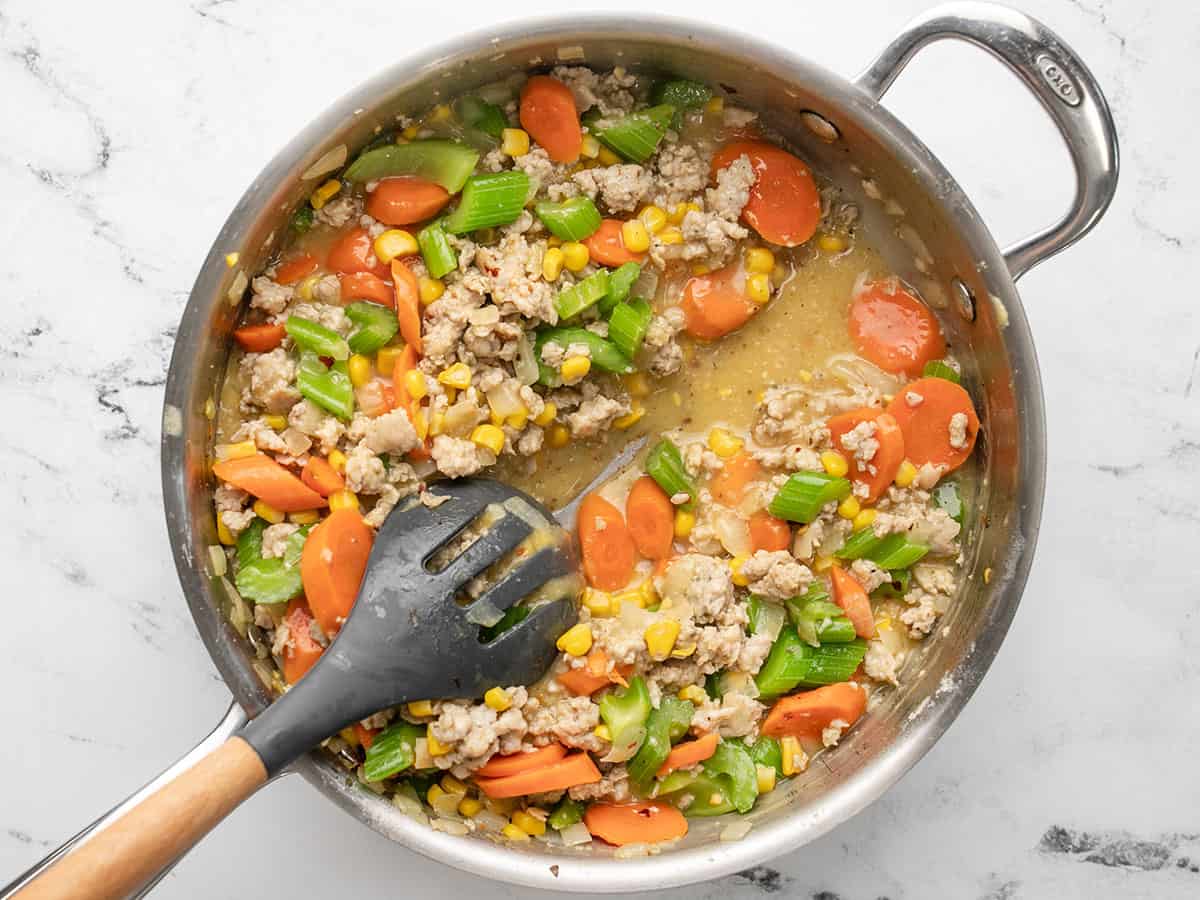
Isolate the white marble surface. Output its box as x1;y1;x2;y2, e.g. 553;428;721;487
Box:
1;0;1196;897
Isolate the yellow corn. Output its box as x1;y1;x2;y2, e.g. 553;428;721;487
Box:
428;103;452;123
745;247;776;274
691;263;710;277
429;411;446;437
427;784;448;806
668;202;701;225
894;459;918;488
438;362;472;390
746;272;771;305
401;369;427;401
638;205;668;234
838;496;861;520
542;247;565;282
310;179;341;210
984;566;993;585
348;354;373;388
328;490;359;513
507;410;528;430
613;404;645;430
375;346;404;375
488;797;518;816
440;774;467;795
707;427;744;459
263;414;288;431
593;723;612;741
644;619;681;661
821;451;849;478
674;508;695;539
340;726;359;746
501;127;530;157
580;588;613;616
224;251;239;268
253;500;285;525
295;273;320;302
327;449;347;474
704;96;724;115
729;555;750;587
426;732;451;756
216;516;235;546
561;241;590;272
621;219;651;253
471;424;506;455
818;233;847;253
597;145;620;166
511;810;546;837
533;402;557;427
501;823;530;842
852;508;877;531
204;397;216;420
580;134;601;158
484;687;511;711
657;226;684;245
677;684;708;705
406;700;433;717
373;229;418;264
548;423;570;448
780;736;806;776
623;372;650;397
418;276;445;304
547;235;563;248
813;555;834;573
219;440;258;461
756;764;777;794
410;407;429;441
560;355;591;384
556;623;593;657
401;123;421;140
797;369;814;383
457;796;483;818
489;408;506;428
876;616;892;633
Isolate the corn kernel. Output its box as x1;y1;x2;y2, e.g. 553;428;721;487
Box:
581;588;614;617
500;127;530;157
745;247;776;274
253;500;285;524
638;205;668;234
327;449;347;474
818;233;848;253
428;103;452;123
417;276;445;305
621;219;651;253
780;736;807;776
984;566;993;585
204;397;216;420
457;796;483;818
657;226;684;245
507;411;528;430
542;247;565;282
426;784;448;806
821;451;849;478
560;355;591;384
813;555;834;573
295;273;320;302
429;411;446;437
502;823;530;842
691;263;710;277
556;623;593;657
674;508;695;539
218;440;258;461
484;687;511;711
707;427;744;459
644;619;681;661
746;272;772;305
426;732;451;756
471;423;506;455
852;509;877;531
668;202;701;225
580;134;601;158
402;124;421;141
838;496;861;520
440;774;468;795
328;490;359;513
561;241;590;272
398;369;426;402
623;372;650;398
677;685;707;705
410;407;429;441
533;402;557;427
216;516;235;546
373;229;418;264
729;555;750;587
511;810;546;837
704;96;724;114
289;510;320;526
225;252;239;268
547;235;563;248
407;700;433;718
348;354;373;388
894;459;918;488
263;414;288;431
548;423;570;448
376;346;404;375
594;723;612;741
489;408;506;428
876;616;892;632
756;764;777;793
597;145;620;166
797;369;813;383
488;797;518;816
340;726;359;746
437;362;473;390
310;179;341;210
613;404;645;430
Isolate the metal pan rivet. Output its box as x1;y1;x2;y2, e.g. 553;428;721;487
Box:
952;278;976;322
799;110;840;143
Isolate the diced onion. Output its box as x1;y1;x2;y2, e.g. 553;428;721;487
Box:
560;822;593;846
754;601;786;644
465;596;504;628
720;819;753;841
485;379;525;418
391;791;429;824
431;817;469;835
514;334;540;385
714;510;752;557
826;352;900;395
473;810;509;832
208;545;227;578
302;144;348;181
431;790;464;816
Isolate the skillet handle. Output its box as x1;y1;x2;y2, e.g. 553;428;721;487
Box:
0;703;256;900
854;1;1119;281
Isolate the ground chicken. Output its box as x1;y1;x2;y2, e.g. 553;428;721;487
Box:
839;419;880;473
431;435;490;478
656;553;738;626
568;764;631;803
872;487;961;556
643;307;685;376
572;164;654;213
343;444;388;494
706;154;755;220
422;283;485;367
739;550;813;600
863;639;900;685
241;348;300;413
651;141;708;206
475;231;557;323
551;65;636;116
692;692;765;739
248;276;293;315
361;408;418;455
287;399;345;454
280;301;351;336
260;523;299;559
566;393;630;438
526;695;603;752
948;412;970;449
850;558;890;593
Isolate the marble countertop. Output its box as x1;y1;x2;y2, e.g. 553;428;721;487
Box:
1;0;1195;897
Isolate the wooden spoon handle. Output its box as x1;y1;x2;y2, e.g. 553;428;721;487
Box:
14;738;267;900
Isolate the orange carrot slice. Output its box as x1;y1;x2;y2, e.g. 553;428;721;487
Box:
655;732;719;778
711;141;821;246
339;271;394;307
761;682;867;741
300;456;346;498
708;451;762;507
281;598;324;684
830;565;875;639
680;263;755;340
475;744;567;778
827;408;905;504
584;219;647;268
886;377;979;472
474;752;600;799
519;75;582;163
328;226;388;278
584;802;688;847
366;176;450;226
749;510;792;552
557;651;633;696
848;280;945;376
275;252;319;285
578;493;636;591
300;508;374;637
391;259;422;355
233;323;286;353
213;454;325;512
354;723;379;749
625;476;675;560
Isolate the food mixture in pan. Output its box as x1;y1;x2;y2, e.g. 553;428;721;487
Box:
210;66;980;850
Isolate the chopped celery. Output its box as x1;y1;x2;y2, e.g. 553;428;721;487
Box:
234;519;307;605
554;270;610;319
286;316;349;361
704;671;723;699
747;595;786;643
768;471;852;524
454;95;507;140
363;722;424;781
787;596;857;647
834;527;884;560
933;482;964;523
755;627;867;696
869;534;930;570
645;438;695;503
592;105;676;163
290;205;314;235
346;302;399;355
297;351;355;420
597;262;641;316
650;79;713;125
344;139;480;192
703;741;758;813
745;735;784;777
598;676;652;762
658;770;736;817
417;220;458;279
535;196;602;241
627;697;694;790
608;299;652;360
443;171;531;233
534;327;633;386
872;568;912;599
547;797;584;831
479;603;530;642
922;359;961;384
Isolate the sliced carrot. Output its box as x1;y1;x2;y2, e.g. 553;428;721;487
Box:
519;75;582;163
474;751;601;799
475;744;567;778
275;252;319;285
761;682;867;741
328;226;388;278
710;140;821;246
655;732;719;778
749;510;792;552
354;723;379;749
339;271;394;308
625;476;675;560
557;651;633;695
233;323;286;353
583;218;647;267
886;376;979;472
213;454;325;513
848;280;946;376
826;408;905;504
708;451;762;507
391;259;422;355
830;565;875;639
584;802;688;847
680;263;755;340
301;456;345;498
281;598;324;684
578;492;636;591
300;508;374;637
366;176;450;226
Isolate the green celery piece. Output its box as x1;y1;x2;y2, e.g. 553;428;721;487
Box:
554;270;610;319
702;741;758;813
547;797;584;831
658;770;736;818
598;676;652;762
235;517;266;569
286;316;349;361
650;79;713;126
363;722;424;781
534;327;634;386
922;359;962;384
418;220;458;279
834;527;883;560
745;735;784;777
343;139;480;192
297;351;355;420
933;482;964;524
479;603;530;642
768;471;852;524
443;171;531;233
345;302;399;355
755;627;867;696
644;438;695;503
871;568;912;599
869;534;930;570
788;596;856;646
234;521;307;605
627;698;695;790
454;95;507;140
290;206;314;235
607;298;652;360
746;594;765;636
592;105;676;162
535;196;602;242
704;671;723;700
598;262;641;316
